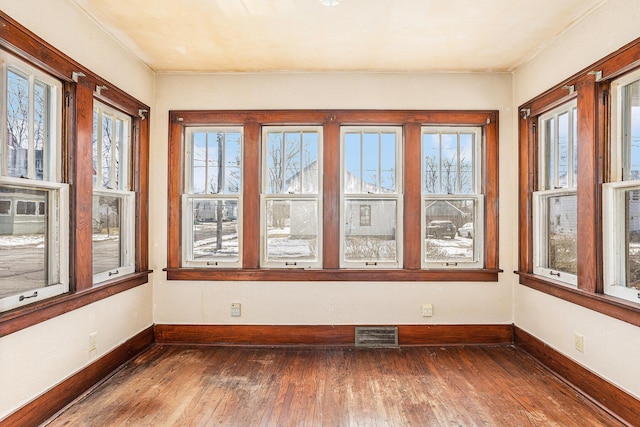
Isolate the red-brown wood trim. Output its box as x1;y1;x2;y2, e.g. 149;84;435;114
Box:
135;113;151;272
243;120;261;269
0;272;151;337
516;272;640;328
167;109;500;277
484;114;499;270
154;324;513;346
167;117;184;268
514;326;640;427
163;267;501;281
71;81;95;292
518;115;534;273
170;110;497;127
403;122;421;269
576;74;599;294
323;116;340;269
0;326;155;427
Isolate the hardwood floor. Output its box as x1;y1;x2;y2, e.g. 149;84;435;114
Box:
46;345;623;426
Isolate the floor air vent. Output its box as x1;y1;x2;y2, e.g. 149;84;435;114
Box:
355;326;399;348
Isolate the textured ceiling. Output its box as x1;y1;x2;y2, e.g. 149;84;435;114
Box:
69;0;606;73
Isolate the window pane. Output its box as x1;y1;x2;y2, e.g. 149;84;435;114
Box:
424;199;476;263
190;131;242;195
192;132;207;194
344;199;397;262
301;132;319;193
546;194;577;275
224;132;242;194
265;199;318;262
34;81;48;181
459;133;474;194
101;115;113;188
344;130;397;194
422;133;441;193
92;195;121;274
380;133;396;193
544;117;555;189
190;199;239;262
422;130;476;195
265;130;319;194
623;80;640;180
557;112;570;187
6;70;29;179
625;189;640;288
344;133;362;193
0;186;48;299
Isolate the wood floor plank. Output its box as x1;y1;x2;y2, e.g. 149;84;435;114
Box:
45;345;624;427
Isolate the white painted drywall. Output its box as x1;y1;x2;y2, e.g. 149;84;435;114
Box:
151;71;517;326
513;0;640;400
0;0;155;419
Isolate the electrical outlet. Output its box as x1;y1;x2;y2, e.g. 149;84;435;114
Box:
231;303;241;317
422;303;433;317
574;332;584;353
88;332;98;352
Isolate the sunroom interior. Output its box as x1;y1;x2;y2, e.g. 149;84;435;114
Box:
1;0;639;425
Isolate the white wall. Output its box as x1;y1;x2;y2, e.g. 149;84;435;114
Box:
151;72;517;326
0;0;155;419
513;0;640;399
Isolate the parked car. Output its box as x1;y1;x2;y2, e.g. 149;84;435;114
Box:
458;222;473;238
426;220;457;239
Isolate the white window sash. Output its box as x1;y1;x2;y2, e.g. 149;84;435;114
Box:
610;69;640;182
421;194;484;269
340;126;403;268
0;177;69;311
260;194;322;269
602;181;640;303
421;126;482;195
532;188;577;286
182;194;243;268
1;52;62;182
538;100;578;190
340;193;404;269
92;188;135;284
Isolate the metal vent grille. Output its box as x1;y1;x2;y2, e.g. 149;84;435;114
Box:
355;326;398;348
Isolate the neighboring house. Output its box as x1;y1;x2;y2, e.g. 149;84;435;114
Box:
280;161;397;238
0;190;46;236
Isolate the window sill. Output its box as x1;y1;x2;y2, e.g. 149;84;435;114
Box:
516;271;640;327
164;267;502;282
0;271;152;337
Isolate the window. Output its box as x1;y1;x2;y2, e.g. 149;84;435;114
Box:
517;37;640;326
533;101;578;286
183;128;243;268
0;51;69;312
167;110;499;281
359;205;371;226
0;14;150;335
422;127;483;268
603;69;640;303
261;126;322;268
92;102;135;284
341;127;402;268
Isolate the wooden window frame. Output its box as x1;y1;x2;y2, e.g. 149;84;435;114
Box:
517;37;640;327
0;12;150;337
166;110;500;282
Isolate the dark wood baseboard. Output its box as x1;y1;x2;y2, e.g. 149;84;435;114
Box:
1;326;155;427
514;326;640;427
154;324;514;346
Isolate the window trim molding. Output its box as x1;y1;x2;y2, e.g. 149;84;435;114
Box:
517;36;640;326
0;11;150;337
167;110;500;281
